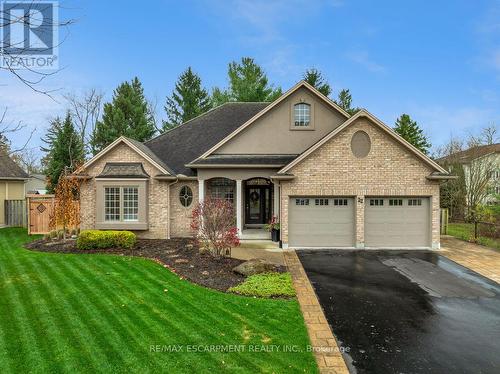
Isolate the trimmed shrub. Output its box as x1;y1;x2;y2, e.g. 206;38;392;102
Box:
229;272;296;298
77;230;136;250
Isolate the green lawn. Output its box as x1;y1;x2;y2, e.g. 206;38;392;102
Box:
447;222;500;251
0;228;317;373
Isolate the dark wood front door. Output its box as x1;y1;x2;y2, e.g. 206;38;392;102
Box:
245;185;272;225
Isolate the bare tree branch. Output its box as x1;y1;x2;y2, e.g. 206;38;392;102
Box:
0;1;76;97
64;89;103;157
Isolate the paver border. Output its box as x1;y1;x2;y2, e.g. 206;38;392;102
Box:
440;236;500;284
284;250;350;374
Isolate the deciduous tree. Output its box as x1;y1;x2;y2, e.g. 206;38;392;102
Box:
65;89;104;156
50;173;81;240
190;198;240;258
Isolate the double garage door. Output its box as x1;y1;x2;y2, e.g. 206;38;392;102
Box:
288;196;430;248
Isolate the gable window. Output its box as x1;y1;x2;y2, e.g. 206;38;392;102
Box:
179;185;193;207
293;103;311;127
104;186;139;222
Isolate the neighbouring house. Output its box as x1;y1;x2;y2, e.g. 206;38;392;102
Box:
0;152;29;226
26;173;48;195
437;143;500;206
74;81;452;249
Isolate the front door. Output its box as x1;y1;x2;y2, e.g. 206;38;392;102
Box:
245;180;272;225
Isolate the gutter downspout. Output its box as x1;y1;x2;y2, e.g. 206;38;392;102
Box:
166;177;179;239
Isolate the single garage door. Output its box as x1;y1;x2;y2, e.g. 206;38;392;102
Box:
289;197;355;247
365;197;430;248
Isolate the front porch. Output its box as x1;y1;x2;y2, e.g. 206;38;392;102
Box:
240;228;271;240
197;175;280;241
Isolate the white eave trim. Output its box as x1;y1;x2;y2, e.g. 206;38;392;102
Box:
76;136;172;176
196;81;351;160
279;109;449;175
0;177;29;181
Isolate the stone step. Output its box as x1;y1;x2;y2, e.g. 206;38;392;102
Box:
237;240;280;250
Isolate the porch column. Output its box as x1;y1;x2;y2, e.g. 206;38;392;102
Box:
198;179;205;203
273;182;279;218
236;179;243;236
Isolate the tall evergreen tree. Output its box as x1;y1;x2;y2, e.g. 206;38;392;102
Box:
303;68;331;96
334;89;360;115
210;87;232;108
212;57;281;105
91;77;156;153
336;89;352;111
42;112;84;192
163;67;211;131
394;114;432;154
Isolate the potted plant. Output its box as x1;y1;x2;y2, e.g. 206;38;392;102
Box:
265;215;280;242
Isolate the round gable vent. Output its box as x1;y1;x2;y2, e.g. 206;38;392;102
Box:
351;130;371;158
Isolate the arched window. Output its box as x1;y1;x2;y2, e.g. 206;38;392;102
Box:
294;103;311;127
179;185;193;207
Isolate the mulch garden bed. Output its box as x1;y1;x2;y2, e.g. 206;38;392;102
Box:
25;238;246;291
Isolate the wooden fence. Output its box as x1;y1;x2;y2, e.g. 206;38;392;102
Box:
26;195;80;235
27;195;55;235
440;208;449;235
4;200;27;227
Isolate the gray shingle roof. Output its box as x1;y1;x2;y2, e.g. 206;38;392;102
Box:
189;154;297;166
0;152;29;179
145;102;269;176
125;137;176;175
96;163;150;178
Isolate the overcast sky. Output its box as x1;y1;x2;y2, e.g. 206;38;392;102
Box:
1;0;499;157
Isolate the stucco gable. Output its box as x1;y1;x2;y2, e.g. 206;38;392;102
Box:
280;110;447;175
198;81;350;159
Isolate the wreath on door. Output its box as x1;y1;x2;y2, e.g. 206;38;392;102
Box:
250;191;259;202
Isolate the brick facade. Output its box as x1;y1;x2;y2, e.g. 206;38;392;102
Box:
79;118;441;246
280;118;441;249
169;181;198;237
80;142;170;239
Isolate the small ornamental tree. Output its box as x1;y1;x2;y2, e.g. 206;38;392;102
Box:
49;172;81;240
190;198;240;258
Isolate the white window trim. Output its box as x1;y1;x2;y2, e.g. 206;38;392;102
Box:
290;100;315;130
104;185;139;223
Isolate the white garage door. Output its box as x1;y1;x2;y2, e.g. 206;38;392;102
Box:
289;197;355;247
365;197;430;248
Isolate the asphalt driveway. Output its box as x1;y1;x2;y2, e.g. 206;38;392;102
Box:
297;250;500;374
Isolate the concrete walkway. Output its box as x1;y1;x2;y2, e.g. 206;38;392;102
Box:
230;242;285;265
284;251;349;374
441;236;500;283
